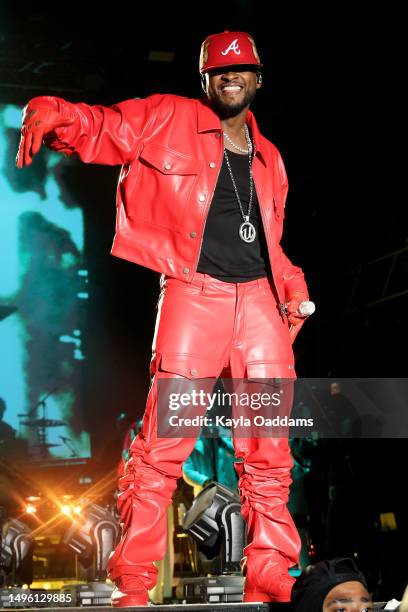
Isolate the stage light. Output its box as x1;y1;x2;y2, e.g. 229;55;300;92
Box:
180;483;246;602
0;517;34;586
23;495;41;516
62;504;119;580
56;495;84;517
182;482;246;573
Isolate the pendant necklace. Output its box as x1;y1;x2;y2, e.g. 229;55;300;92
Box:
222;124;256;243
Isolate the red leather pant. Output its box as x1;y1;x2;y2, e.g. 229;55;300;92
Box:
107;272;301;587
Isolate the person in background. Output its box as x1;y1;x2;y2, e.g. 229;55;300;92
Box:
291;557;373;611
0;398;16;444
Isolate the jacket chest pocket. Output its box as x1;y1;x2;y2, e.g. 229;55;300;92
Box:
135;142;202;230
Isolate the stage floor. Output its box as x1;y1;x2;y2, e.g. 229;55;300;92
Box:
9;605;288;611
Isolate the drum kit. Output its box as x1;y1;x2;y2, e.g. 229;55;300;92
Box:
0;311;70;459
17;389;76;459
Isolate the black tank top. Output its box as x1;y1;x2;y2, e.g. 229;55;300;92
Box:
197;149;272;282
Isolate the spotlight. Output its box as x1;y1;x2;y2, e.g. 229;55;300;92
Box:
23;496;41;516
183;482;246;572
0;513;33;587
58;495;83;517
181;483;246;602
62;504;119;580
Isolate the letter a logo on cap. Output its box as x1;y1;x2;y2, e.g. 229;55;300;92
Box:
199;31;262;73
221;39;241;57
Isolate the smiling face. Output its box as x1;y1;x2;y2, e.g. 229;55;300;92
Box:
203;64;261;119
322;581;373;611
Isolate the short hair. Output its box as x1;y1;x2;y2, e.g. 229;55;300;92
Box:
291;557;369;611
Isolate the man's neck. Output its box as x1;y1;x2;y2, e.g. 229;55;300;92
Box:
221;107;249;137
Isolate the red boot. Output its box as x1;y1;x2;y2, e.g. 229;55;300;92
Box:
111;574;149;608
241;553;295;602
233;435;301;603
106;357;215;606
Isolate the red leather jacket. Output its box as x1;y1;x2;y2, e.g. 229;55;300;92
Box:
44;93;308;306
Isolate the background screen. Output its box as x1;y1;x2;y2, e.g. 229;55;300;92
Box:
0;103;90;464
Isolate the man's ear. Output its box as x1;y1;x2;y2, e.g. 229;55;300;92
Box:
201;73;208;94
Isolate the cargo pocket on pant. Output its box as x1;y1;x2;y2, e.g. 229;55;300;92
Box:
246;360;297;382
155;353;221;437
245;361;296;424
159;353;222;379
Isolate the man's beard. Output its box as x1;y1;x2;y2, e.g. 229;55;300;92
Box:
209;88;257;119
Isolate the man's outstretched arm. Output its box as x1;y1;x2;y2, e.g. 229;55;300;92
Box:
16;95;156;168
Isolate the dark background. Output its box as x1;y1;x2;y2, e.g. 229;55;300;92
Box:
0;0;406;598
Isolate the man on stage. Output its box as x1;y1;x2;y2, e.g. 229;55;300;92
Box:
16;31;311;606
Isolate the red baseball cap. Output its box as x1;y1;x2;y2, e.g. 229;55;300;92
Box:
199;31;263;74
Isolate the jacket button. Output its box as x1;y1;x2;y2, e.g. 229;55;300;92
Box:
164;162;172;170
209;161;216;168
183;267;190;274
190;231;197;238
190;368;197;376
199;195;205;202
215;133;220;139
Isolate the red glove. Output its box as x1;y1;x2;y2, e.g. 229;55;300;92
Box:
16;96;75;168
286;292;309;344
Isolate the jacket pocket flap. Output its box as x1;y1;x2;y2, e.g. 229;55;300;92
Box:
160;353;220;379
140;143;201;175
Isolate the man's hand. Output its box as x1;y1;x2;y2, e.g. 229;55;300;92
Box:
286;292;310;343
16;96;75;169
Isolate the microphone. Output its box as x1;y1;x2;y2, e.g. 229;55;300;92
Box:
288;300;316;343
282;300;316;318
297;300;316;317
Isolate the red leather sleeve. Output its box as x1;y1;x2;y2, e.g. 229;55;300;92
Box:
43;96;156;166
279;245;309;301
